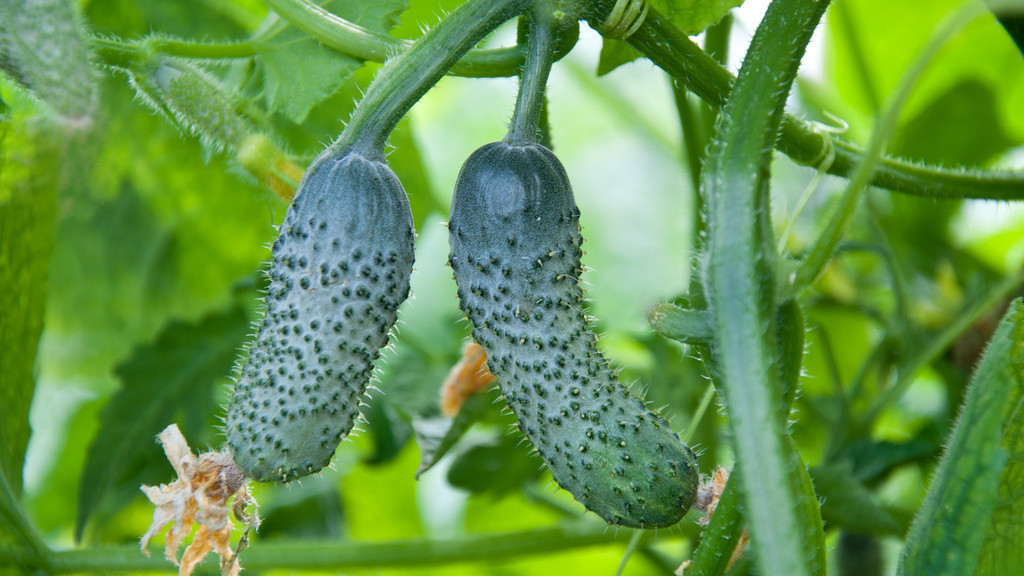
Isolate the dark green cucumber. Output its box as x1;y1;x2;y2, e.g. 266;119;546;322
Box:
227;149;414;482
448;142;699;528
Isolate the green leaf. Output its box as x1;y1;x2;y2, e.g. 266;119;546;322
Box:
811;462;901;535
414;390;494;478
446;434;542;495
258;476;345;539
890;79;1017;167
361;396;413;466
684;476;743;576
257;33;363;124
650;0;744;36
973;305;1024;576
596;39;640;76
899;300;1024;576
74;307;249;540
841;436;940;484
792;445;827;576
257;0;408;123
827;0;1024;142
387;117;445;228
0;116;59;497
37;77;277;406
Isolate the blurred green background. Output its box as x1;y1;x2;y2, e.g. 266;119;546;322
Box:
2;0;1023;574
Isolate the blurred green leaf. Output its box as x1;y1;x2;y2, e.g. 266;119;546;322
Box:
258;475;345;539
841;435;940;484
84;0;252;39
899;300;1024;576
388;117;445;228
447;434;542;495
74;307;249;540
837;532;884;576
39;77;277;402
0;115;59;497
890;79;1016;167
257;0;408;123
414;390;495;478
362;395;414;465
811;461;900;535
827;0;1024;142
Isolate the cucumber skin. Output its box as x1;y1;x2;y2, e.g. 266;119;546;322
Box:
227;149;414;483
448;142;699;528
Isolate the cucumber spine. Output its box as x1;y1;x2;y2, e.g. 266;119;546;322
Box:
226;149;414;483
448;142;699;528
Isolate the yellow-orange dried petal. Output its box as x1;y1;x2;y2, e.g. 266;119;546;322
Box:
440;342;497;417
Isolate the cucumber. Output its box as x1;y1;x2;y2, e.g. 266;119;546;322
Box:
226;149;414;482
448;141;699;528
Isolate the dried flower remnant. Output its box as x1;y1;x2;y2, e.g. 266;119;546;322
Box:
677;467;749;575
694;465;730;526
140;424;259;576
440;342;498;417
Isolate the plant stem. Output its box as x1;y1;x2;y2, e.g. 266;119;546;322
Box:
699;0;830;575
672;85;704;197
91;36;257;67
0;470;48;567
0;523;653;574
621;7;1024;200
507;8;555;146
683;382;717;444
263;0;545;78
336;0;527;155
684;477;743;576
613;530;643;576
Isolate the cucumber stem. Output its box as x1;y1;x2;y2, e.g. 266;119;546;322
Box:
506;8;556;146
336;0;527;155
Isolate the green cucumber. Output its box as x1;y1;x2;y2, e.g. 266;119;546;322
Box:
448;142;699;528
226;149;414;482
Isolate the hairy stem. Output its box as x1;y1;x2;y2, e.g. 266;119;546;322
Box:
621;7;1024;200
506;8;556;146
699;0;830;575
1;523;655;574
336;0;527;154
263;0;548;78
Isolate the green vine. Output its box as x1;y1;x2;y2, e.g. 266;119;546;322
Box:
0;522;657;574
506;6;556;146
262;0;559;78
334;0;528;154
621;5;1024;201
698;1;830;575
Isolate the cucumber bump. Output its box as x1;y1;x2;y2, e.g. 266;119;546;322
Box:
226;149;415;483
448;142;699;528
